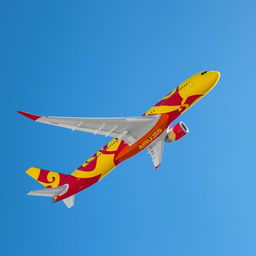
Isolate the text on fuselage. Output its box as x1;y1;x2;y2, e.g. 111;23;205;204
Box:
138;128;163;150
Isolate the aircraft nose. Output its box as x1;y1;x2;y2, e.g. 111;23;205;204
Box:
208;71;221;86
190;70;221;95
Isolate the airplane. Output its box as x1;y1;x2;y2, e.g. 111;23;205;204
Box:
18;70;220;208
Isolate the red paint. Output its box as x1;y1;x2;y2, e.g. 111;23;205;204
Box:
155;88;182;106
170;123;187;140
77;154;97;172
55;174;101;201
36;168;79;188
185;95;202;105
30;168;102;201
17;111;41;121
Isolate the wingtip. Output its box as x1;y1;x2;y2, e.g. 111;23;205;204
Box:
27;191;34;196
154;165;160;170
17;111;41;121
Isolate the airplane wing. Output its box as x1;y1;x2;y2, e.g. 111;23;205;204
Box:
17;111;160;145
147;135;166;169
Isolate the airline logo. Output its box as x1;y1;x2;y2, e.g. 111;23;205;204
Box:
138;128;163;149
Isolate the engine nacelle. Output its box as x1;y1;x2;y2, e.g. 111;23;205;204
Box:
166;122;189;142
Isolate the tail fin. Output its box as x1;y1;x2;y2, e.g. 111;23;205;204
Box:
26;167;72;188
26;167;77;208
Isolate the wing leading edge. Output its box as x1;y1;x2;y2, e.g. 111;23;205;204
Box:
17;111;160;145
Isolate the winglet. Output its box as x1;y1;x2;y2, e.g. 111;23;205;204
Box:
17;111;41;121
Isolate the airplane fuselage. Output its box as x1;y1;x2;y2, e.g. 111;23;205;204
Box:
54;71;220;202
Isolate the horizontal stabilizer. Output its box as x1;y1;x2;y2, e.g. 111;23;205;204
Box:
63;195;75;208
27;184;68;197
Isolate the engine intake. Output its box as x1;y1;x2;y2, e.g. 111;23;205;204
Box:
166;122;189;142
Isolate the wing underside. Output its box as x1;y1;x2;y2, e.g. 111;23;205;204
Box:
18;111;160;145
147;133;166;169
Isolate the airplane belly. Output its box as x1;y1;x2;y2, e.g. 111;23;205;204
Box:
71;139;126;180
115;114;169;163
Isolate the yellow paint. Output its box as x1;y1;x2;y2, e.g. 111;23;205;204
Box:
145;105;181;115
72;153;116;179
70;71;221;182
81;156;96;167
161;88;177;100
166;130;176;141
26;167;40;180
106;139;121;151
71;138;121;179
26;167;60;188
25;71;221;192
179;71;220;98
145;71;220;116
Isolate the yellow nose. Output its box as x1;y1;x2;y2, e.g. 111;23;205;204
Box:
208;71;221;87
190;71;221;95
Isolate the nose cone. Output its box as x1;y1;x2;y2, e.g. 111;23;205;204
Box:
191;70;221;95
208;71;221;87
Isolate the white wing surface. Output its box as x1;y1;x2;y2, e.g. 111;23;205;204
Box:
147;135;166;169
63;195;75;208
18;111;160;145
27;184;68;197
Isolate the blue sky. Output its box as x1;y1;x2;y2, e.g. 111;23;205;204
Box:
2;0;256;255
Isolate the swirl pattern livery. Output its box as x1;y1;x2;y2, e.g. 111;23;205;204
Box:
20;71;220;208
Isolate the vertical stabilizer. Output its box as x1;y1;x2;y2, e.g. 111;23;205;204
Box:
26;167;77;188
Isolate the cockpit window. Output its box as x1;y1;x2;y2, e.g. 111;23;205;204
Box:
201;71;208;75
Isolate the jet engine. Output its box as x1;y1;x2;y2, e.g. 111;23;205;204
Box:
166;122;189;142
